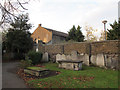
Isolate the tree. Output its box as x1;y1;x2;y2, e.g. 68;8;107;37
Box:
85;25;98;42
67;25;84;42
0;0;31;27
75;25;84;42
3;14;33;60
99;30;105;41
67;25;76;41
107;19;120;40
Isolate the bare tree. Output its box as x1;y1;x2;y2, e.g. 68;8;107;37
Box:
0;0;30;27
85;25;98;42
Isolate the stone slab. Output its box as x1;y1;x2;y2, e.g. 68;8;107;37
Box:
71;51;78;60
42;52;49;62
66;55;71;60
24;69;49;77
96;54;105;67
91;55;97;65
58;61;83;70
83;54;89;66
106;57;112;68
56;54;61;63
61;54;66;60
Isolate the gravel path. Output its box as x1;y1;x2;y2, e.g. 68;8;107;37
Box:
2;62;30;89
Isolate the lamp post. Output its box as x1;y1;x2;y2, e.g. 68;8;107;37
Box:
102;20;107;40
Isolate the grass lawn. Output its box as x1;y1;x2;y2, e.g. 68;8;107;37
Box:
26;66;47;71
27;62;118;88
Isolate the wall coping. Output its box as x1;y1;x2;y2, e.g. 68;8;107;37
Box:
44;40;119;46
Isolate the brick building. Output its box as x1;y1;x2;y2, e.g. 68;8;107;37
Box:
31;24;68;45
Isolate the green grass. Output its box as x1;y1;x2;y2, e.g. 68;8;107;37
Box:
27;63;118;88
26;67;47;71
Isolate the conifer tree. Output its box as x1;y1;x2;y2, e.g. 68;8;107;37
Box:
107;19;120;40
67;25;84;42
3;14;33;59
75;25;84;42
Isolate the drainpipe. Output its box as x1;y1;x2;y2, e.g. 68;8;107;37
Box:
89;43;92;65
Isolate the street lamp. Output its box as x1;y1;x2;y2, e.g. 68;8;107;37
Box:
102;20;107;40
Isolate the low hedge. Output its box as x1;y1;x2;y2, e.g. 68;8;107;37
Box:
27;50;43;65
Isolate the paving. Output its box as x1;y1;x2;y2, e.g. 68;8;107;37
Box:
2;62;30;89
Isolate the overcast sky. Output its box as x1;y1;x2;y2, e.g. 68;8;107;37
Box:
26;0;119;37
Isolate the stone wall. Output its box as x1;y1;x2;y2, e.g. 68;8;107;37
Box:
64;42;90;55
91;40;119;54
38;40;119;69
38;42;45;53
91;53;119;69
44;44;64;61
45;44;63;54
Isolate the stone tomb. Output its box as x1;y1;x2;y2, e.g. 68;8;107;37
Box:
24;67;49;77
58;60;83;70
56;51;89;66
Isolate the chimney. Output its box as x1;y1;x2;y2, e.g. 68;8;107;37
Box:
38;24;42;27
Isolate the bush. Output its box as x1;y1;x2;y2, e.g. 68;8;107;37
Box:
27;50;43;65
20;59;32;68
14;53;25;60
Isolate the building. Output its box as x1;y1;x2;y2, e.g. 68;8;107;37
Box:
31;24;68;44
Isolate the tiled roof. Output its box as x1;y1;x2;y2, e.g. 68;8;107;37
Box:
43;27;68;37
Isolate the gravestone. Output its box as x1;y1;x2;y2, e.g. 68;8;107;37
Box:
56;54;61;63
96;54;105;67
66;55;71;60
71;51;78;60
91;55;97;65
80;53;84;56
110;56;118;69
61;54;66;60
77;54;84;62
42;52;49;62
83;54;89;66
106;57;112;68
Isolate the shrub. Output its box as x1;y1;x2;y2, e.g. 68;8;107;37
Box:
27;50;43;65
14;53;25;60
20;59;32;68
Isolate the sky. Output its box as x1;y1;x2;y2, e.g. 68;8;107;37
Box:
25;0;119;38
